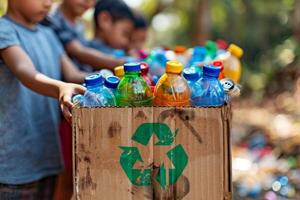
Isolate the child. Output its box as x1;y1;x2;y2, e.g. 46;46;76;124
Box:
89;0;135;55
0;0;86;199
44;0;125;71
129;11;148;58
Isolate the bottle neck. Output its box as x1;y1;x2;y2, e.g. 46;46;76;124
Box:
87;84;102;92
203;75;218;80
125;71;140;76
166;71;181;75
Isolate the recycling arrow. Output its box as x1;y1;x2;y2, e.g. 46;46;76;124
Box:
119;123;188;189
119;146;152;186
131;123;179;146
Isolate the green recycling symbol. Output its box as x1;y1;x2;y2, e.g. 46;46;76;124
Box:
119;123;188;190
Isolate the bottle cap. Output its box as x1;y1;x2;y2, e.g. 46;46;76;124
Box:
114;66;124;77
174;46;187;54
212;60;224;71
104;76;120;89
216;39;229;50
203;65;220;78
205;41;218;54
193;47;206;57
124;62;141;72
166;60;183;74
140;62;149;75
228;44;244;58
183;67;200;81
85;74;103;87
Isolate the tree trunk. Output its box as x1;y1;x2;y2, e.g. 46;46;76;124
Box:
193;0;211;45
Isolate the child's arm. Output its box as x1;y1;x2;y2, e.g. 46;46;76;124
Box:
61;54;87;84
1;46;86;122
66;40;124;70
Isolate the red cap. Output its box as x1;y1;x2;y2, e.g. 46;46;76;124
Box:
212;60;224;71
216;39;229;50
140;62;149;75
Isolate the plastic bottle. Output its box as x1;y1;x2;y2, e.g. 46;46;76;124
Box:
183;67;201;85
212;60;225;80
154;61;190;106
204;41;218;63
189;46;206;67
182;67;201;95
114;66;125;79
223;44;244;83
99;69;114;79
83;74;116;107
104;76;120;96
146;49;168;77
140;62;155;87
174;46;188;67
116;63;153;106
72;94;84;107
191;65;225;107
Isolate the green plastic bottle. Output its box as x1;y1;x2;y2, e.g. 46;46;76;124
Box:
116;63;153;106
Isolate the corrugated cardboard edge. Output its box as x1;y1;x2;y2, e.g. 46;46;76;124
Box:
221;104;232;200
73;105;233;200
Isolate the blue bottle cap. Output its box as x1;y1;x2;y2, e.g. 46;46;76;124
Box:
193;47;206;56
104;76;120;89
124;62;141;72
84;74;103;87
203;65;220;78
183;67;200;81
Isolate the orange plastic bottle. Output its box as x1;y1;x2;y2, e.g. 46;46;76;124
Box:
223;44;244;83
154;61;190;106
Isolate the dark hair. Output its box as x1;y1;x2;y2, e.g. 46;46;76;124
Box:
133;11;148;29
94;0;134;27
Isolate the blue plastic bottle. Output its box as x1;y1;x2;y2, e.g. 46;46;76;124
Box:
104;76;120;96
191;65;225;106
147;49;168;77
189;46;206;66
83;74;116;107
182;67;201;94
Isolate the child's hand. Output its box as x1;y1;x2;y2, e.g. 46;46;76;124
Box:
58;83;86;123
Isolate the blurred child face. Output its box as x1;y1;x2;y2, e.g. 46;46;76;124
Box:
99;14;134;50
131;28;147;50
11;0;52;23
63;0;96;17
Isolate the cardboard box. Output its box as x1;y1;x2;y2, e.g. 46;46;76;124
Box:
73;106;232;200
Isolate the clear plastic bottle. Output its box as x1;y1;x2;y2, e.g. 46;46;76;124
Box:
174;46;188;67
191;65;225;107
104;76;120;96
116;63;153;106
154;61;190;106
83;74;116;107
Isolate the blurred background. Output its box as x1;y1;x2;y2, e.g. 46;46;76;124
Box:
1;0;300;199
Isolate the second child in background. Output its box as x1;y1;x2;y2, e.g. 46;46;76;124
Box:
44;0;124;72
129;11;148;59
89;0;135;57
